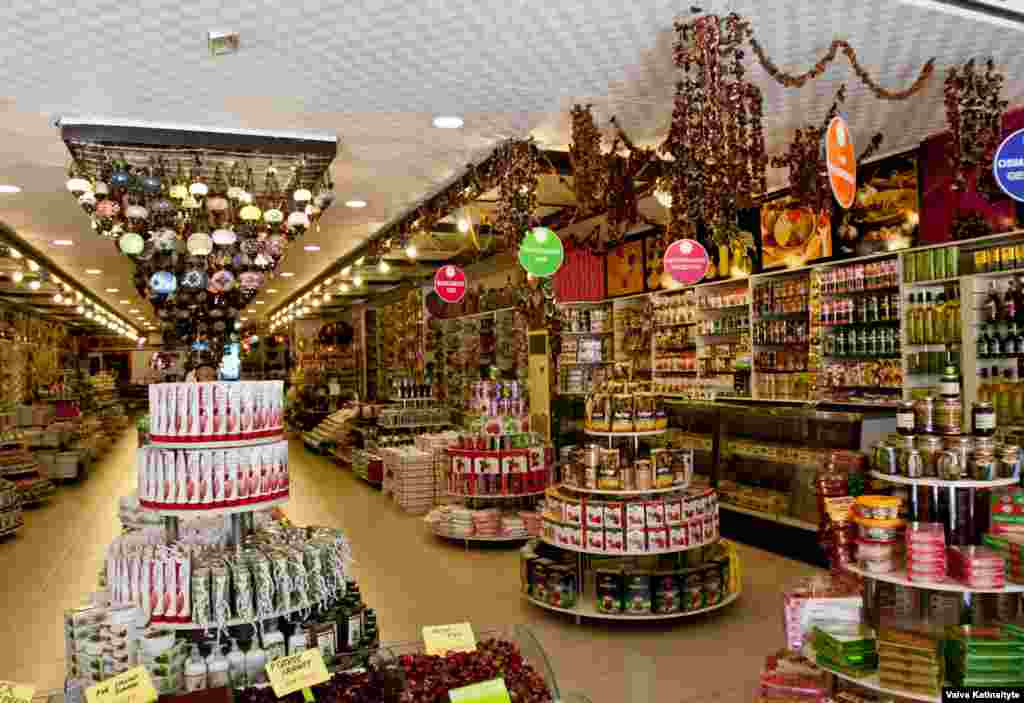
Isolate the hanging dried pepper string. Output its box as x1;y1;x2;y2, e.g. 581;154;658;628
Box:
747;35;935;100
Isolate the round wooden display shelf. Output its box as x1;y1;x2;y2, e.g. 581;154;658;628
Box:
869;471;1018;489
524;589;739;621
140;494;288;518
583;429;667;438
538;534;713;556
557;483;691;497
445;490;547;499
429;526;531;543
147;434;284;450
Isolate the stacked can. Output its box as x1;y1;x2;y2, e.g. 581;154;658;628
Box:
853;495;905;574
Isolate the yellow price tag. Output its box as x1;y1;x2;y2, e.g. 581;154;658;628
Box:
266;649;330;698
0;681;36;703
448;678;512;703
422;622;477;656
85;667;157;703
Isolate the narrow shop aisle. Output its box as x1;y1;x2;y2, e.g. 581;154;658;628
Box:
0;433;820;702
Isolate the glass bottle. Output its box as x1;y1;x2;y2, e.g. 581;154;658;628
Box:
935;292;947;343
908;294;919;344
1007;279;1019;323
978;325;990;359
880;294;890;322
998;368;1013;424
985;281;1001;323
923;292;934;344
978;368;990;404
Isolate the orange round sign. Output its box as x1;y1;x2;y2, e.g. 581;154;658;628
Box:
826;116;856;210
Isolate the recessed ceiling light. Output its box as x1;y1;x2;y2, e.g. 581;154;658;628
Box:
433;116;464;129
120;300;130;304
267;289;278;293
52;239;73;246
280;272;294;277
106;288;119;293
255;300;266;305
0;185;21;194
303;245;321;252
344;200;367;209
86;269;102;274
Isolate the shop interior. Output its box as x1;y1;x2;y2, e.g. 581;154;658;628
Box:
3;2;1024;702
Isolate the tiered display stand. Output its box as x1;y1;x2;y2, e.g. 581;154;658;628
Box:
0;477;23;538
812;472;1024;703
527;428;739;623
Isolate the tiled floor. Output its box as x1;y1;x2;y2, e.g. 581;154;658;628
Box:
0;431;821;702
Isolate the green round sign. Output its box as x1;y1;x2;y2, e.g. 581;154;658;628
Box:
518;227;564;277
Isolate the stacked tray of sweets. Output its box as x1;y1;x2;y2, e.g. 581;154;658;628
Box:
810;623;878;679
945;625;1024;689
876;626;943;699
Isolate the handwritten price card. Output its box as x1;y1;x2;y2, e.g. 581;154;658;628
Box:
265;649;330;698
85;667;156;703
422;622;477;656
0;681;35;703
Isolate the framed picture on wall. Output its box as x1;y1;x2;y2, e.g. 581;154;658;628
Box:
605;238;647;297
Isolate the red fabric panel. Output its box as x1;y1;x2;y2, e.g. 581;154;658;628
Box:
554;246;605;302
919;106;1024;244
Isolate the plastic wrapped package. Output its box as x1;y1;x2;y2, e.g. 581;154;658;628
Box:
781;572;863;651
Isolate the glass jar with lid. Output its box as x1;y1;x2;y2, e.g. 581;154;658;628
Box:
972;401;996;437
896;401;915;436
914;396;936;434
916;435;943;477
936;396;963;436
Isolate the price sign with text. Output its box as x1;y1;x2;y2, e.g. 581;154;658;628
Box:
422;622;477;656
434;265;468;304
0;681;35;703
266;649;330;698
85;667;157;703
448;678;512;703
663;239;709;285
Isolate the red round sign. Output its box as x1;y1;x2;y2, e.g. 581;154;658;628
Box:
434;265;467;303
663;239;710;285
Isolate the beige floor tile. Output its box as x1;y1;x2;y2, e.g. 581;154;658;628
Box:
0;432;822;702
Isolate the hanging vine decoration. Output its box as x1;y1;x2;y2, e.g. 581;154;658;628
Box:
568;104;607;216
748;35;935;100
944;58;1008;194
493;139;541;253
662;13;767;237
771;86;847;212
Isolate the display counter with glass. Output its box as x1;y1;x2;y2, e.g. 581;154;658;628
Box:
665;399;865;565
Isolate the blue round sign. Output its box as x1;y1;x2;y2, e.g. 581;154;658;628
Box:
993;128;1024;202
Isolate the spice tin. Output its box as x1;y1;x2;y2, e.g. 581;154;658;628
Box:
595;569;623;614
652;572;681;614
624;572;652;614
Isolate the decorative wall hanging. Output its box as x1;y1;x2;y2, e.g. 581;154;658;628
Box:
59;120;337;352
662;14;767;236
945;58;1008;194
494;140;541;253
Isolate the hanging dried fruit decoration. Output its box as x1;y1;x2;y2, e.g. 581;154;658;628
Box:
772;86;847;213
568;104;607;216
662;14;767;234
494;139;540;252
944;58;1008;193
